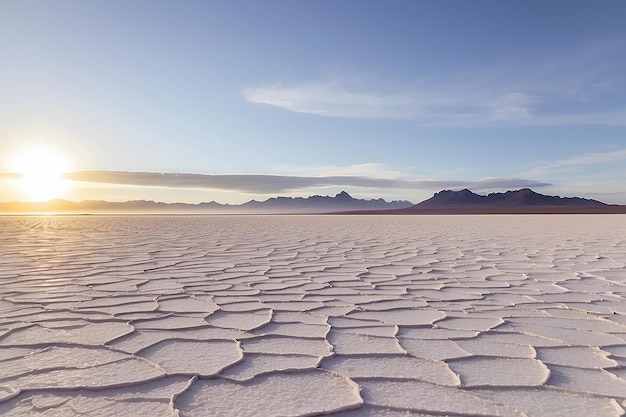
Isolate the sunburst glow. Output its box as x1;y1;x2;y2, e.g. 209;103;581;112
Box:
7;145;74;202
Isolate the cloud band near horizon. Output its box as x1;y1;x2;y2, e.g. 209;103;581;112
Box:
62;170;551;194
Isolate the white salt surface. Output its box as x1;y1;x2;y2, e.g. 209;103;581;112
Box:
0;214;625;416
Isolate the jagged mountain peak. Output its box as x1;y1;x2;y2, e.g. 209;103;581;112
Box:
334;191;353;199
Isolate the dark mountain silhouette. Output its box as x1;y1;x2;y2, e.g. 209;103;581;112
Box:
414;188;607;209
0;192;413;214
415;188;486;207
336;189;626;214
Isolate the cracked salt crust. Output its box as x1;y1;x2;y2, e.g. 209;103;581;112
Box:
0;215;625;416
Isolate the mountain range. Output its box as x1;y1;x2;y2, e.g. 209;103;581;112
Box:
1;188;625;214
0;191;413;214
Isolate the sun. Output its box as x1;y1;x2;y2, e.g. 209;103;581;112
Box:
6;145;74;202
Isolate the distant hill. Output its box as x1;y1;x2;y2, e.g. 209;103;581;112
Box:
0;191;413;214
398;188;625;214
240;191;412;213
414;188;606;209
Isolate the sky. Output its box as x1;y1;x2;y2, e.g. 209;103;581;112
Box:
1;0;626;205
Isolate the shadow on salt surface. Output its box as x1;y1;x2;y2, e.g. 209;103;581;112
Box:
536;346;618;368
0;345;165;397
327;404;439;417
472;388;625;417
175;370;362;417
0;321;133;346
0;376;193;417
499;319;626;346
321;355;460;386
357;379;525;416
547;366;626;399
0;386;20;403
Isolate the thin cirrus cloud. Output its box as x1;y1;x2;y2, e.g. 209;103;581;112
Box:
245;83;537;126
245;84;417;119
245;82;626;127
63;170;551;194
528;148;626;176
245;39;626;127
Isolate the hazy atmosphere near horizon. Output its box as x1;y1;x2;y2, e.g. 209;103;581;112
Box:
1;0;626;205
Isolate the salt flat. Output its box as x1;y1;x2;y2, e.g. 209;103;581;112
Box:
0;215;625;416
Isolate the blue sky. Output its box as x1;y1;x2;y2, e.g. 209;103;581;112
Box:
1;0;626;204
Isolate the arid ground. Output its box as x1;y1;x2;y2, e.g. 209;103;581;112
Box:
1;215;625;416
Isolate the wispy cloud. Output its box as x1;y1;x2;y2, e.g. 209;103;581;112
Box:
246;82;626;127
245;83;540;125
529;148;626;175
63;170;550;194
245;38;626;127
246;84;415;119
